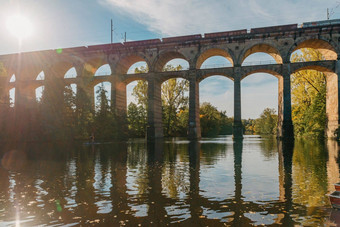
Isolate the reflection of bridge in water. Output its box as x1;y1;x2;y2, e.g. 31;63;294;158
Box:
1;20;340;140
0;138;339;225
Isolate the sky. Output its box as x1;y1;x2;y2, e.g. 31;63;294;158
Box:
0;0;339;118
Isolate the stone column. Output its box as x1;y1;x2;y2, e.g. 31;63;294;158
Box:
75;65;94;112
277;64;294;139
0;77;8;104
111;76;127;115
12;74;39;141
188;75;201;140
147;77;163;140
325;60;340;139
233;73;243;139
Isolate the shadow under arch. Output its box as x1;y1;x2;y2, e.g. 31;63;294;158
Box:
83;57;111;77
239;43;283;65
152;51;190;72
291;64;334;74
287;38;338;62
196;48;234;69
241;68;281;81
47;61;75;79
116;55;150;74
198;72;234;82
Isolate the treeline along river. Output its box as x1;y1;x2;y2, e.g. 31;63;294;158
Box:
0;136;339;226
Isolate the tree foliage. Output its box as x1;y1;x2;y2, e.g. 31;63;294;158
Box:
200;102;233;137
162;65;189;136
255;108;277;135
291;48;326;138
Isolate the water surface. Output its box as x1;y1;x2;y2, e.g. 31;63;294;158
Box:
0;136;339;226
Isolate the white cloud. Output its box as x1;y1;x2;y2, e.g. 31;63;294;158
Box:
102;0;335;36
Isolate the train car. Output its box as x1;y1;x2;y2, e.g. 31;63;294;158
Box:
302;19;340;28
162;34;202;43
250;24;298;34
204;29;247;38
124;39;161;47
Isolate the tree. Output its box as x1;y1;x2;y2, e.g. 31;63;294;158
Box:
128;67;148;137
93;84;114;139
291;48;326;138
75;86;94;139
253;108;278;135
127;102;147;137
200;102;222;137
161;65;189;136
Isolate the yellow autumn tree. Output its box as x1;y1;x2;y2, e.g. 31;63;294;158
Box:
291;48;326;138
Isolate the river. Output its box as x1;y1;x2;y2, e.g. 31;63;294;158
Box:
0;136;339;226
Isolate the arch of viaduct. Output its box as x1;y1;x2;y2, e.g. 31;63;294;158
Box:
1;22;340;140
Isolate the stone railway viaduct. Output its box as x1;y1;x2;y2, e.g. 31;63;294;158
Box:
1;21;340;140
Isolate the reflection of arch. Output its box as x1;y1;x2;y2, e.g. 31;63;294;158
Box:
94;64;112;76
196;48;234;68
287;38;337;62
116;55;149;74
153;51;189;72
240;43;283;65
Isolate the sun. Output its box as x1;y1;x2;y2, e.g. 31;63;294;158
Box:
6;14;33;40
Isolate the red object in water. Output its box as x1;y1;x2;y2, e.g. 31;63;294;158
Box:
334;182;340;191
329;191;340;209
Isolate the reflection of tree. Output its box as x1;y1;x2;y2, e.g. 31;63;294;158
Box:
147;141;168;225
292;140;328;208
326;140;340;192
259;137;277;159
200;143;228;165
161;143;190;198
127;142;149;196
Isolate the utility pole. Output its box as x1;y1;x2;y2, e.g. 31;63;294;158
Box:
327;2;340;20
124;32;126;42
111;19;113;43
327;8;330;20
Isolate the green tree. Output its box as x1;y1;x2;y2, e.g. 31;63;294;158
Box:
93;84;115;139
200;102;221;137
161;65;189;136
253;108;278;135
219;111;233;135
75;87;94;139
127;102;147;137
291;48;326;138
128;67;148;137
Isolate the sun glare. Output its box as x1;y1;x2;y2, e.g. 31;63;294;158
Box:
6;14;33;40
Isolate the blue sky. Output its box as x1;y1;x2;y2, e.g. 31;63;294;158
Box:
0;0;339;118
